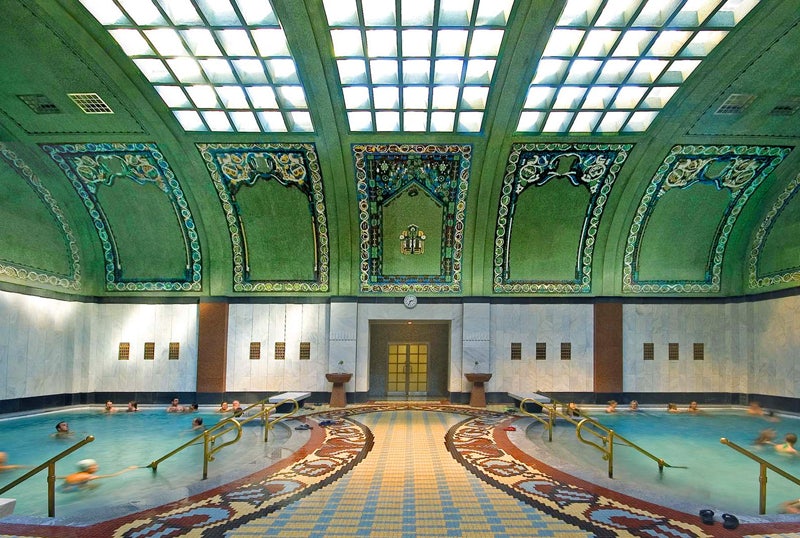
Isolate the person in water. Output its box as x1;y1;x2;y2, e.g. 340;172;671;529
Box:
0;452;27;472
59;459;138;491
53;421;72;438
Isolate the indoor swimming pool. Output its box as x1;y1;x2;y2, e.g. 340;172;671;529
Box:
523;407;800;516
0;406;304;523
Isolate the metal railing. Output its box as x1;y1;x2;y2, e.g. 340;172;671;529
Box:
519;392;682;478
147;396;301;479
721;437;800;514
0;435;94;517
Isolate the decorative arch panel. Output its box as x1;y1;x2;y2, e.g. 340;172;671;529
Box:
199;143;329;293
42;143;201;292
494;143;631;293
623;145;790;294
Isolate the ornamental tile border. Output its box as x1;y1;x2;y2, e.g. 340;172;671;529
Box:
748;172;800;289
0;143;81;290
622;144;790;294
353;144;471;294
493;143;632;294
41;143;201;292
198;143;330;293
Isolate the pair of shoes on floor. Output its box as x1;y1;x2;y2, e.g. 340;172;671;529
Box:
294;423;311;430
318;419;341;427
699;509;738;529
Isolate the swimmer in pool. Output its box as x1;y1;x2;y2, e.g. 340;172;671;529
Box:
605;400;618;413
666;403;680;413
126;401;139;412
59;459;138;491
217;401;230;413
103;400;117;413
166;398;184;413
686;401;700;413
628;400;639;411
53;421;72;438
775;433;798;454
0;452;27;472
754;428;776;445
232;400;244;417
192;417;204;430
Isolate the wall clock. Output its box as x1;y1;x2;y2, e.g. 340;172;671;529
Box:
403;295;417;308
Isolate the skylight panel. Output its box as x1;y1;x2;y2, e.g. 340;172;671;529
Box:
79;0;314;133
324;0;512;133
156;0;203;26
518;0;761;134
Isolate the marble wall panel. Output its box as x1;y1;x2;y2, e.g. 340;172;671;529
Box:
225;303;330;393
491;304;593;394
622;302;748;394
751;295;800;397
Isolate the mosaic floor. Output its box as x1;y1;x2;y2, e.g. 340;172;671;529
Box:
1;403;800;538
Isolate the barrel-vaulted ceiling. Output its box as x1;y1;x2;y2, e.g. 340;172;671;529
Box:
1;0;799;299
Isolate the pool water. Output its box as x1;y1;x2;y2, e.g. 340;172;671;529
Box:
525;409;800;516
0;407;301;523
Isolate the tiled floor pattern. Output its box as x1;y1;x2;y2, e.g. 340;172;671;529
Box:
226;410;589;537
1;403;800;538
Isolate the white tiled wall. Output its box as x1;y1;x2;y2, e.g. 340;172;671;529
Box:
0;290;198;399
622;302;749;393
2;288;800;401
226;303;330;392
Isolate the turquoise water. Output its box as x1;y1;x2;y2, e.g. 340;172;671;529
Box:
0;407;298;523
526;409;800;516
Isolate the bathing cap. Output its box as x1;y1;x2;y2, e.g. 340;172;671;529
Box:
77;459;97;471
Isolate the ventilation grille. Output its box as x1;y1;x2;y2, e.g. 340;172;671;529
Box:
769;97;800;116
510;342;522;361
18;94;61;114
68;92;113;114
300;342;311;360
714;93;755;115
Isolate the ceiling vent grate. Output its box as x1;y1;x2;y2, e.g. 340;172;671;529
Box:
18;94;61;114
769;97;800;116
714;93;755;115
68;92;113;114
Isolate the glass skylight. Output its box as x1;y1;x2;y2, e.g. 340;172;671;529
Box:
323;0;515;133
79;0;313;132
517;0;760;134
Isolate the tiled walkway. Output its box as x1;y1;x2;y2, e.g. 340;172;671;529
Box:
1;403;799;538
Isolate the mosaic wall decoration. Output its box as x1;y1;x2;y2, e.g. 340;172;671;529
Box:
749;171;800;289
494;143;632;293
354;144;471;293
198;143;329;292
0;143;81;290
623;145;790;294
42;143;201;291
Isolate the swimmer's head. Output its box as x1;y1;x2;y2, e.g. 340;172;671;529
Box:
77;459;97;472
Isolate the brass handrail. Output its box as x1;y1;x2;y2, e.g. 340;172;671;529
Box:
0;435;94;517
525;392;681;478
721;437;800;514
147;397;301;479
